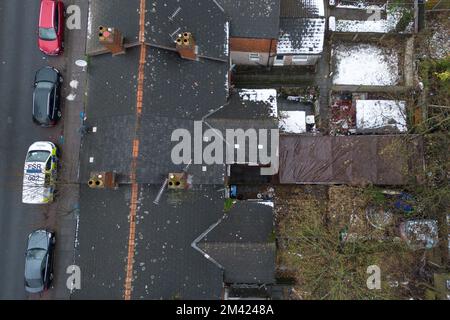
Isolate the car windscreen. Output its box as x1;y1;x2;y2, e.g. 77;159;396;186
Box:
33;83;53;124
26;151;50;163
39;27;57;41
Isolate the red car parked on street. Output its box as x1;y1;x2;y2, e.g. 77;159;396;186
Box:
38;0;64;55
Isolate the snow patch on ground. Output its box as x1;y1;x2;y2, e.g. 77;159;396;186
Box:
279;111;307;133
66;93;77;101
258;201;274;208
239;89;278;117
70;80;79;89
429;23;450;59
333;43;400;86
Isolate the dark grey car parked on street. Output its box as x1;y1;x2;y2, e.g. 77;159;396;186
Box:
24;229;55;293
32;66;62;127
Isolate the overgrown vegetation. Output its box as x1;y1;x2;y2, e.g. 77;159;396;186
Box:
387;0;414;32
419;57;450;100
224;198;235;212
275;186;425;300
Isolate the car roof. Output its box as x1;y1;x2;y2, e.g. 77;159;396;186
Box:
25;257;44;281
33;84;53;125
39;0;55;28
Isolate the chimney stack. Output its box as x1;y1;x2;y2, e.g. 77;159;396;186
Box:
98;26;125;56
175;32;198;61
167;173;188;190
88;171;118;189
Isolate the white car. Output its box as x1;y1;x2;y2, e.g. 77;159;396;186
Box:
22;141;58;204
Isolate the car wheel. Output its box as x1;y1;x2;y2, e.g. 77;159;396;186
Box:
51;236;56;245
59;76;63;83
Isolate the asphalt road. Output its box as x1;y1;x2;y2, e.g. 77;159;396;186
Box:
0;0;66;299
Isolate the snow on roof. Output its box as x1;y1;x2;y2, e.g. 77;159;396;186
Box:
308;0;325;16
356;100;407;132
277;18;325;54
333;43;399;86
224;21;229;56
239;89;278;117
279;111;307;133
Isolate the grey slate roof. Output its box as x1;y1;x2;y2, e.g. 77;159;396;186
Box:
198;201;276;284
142;47;228;121
280;0;325;18
87;0;228;60
72;185;134;299
217;0;281;39
136;115;227;185
145;0;228;60
205;89;278;164
79;1;277;299
131;184;226;299
87;0;141;55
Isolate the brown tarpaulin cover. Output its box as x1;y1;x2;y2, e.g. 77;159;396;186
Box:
279;135;424;185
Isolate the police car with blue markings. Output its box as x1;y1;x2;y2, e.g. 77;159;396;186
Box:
22;141;58;204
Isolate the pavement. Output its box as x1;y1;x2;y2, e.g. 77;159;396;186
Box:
0;0;88;300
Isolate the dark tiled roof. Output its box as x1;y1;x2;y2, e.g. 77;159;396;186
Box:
202;201;274;243
72;185;135;299
217;0;281;39
80;1;277;299
124;184;226;300
87;0;228;60
205;89;278;164
145;0;228;60
280;0;325;18
142;48;228;121
198;201;276;284
136;115;226;185
80;47;140;183
87;0;141;55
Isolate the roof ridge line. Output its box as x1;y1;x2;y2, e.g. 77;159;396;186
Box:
144;42;228;63
191;213;227;270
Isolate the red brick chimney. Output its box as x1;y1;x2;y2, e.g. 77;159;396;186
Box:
175;32;198;61
98;26;125;56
